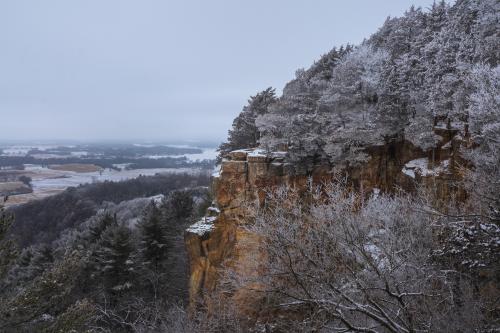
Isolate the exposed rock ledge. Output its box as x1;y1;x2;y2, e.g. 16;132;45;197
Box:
185;126;465;314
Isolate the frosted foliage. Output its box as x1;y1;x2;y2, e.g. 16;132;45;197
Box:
468;65;500;136
224;0;499;171
231;182;494;332
405;116;441;150
466;64;500;175
217;88;277;160
255;112;289;149
464;64;500;220
322;44;388;110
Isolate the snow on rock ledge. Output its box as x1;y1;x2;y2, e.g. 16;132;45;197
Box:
227;148;288;163
186;216;216;237
402;158;450;179
211;165;222;178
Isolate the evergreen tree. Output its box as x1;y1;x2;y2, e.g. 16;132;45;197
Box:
3;246;34;289
376;60;410;134
137;203;170;271
217;87;277;159
88;212;117;242
0;206;17;285
163;190;194;221
93;224;134;296
29;243;54;276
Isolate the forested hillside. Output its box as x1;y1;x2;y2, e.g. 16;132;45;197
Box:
0;174;211;332
9;173;210;247
220;0;498;174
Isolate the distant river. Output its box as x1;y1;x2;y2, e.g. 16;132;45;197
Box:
1;144;217;206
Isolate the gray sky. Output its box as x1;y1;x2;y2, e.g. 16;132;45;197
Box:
0;0;441;143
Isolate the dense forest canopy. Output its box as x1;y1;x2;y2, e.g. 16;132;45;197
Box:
220;0;499;171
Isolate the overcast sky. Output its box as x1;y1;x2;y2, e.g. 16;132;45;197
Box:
0;0;443;144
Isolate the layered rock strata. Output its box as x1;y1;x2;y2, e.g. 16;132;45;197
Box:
185;124;464;313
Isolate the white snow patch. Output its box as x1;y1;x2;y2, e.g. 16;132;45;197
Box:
441;141;452;149
40;313;54;322
248;149;267;157
402;158;450;179
212;165;221;178
187;216;217;236
230;148;252;154
271;151;288;158
402;168;416;178
434;122;447;129
1;145;57;156
112;163;132;170
24;165;206;194
146;147;217;162
450;121;463;130
70;151;88;157
207;206;220;214
150;194;164;206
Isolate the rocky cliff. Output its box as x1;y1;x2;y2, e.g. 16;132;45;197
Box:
185;123;465;314
183;0;500;326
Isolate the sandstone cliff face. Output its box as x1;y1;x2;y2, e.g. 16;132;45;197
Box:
185;124;464;313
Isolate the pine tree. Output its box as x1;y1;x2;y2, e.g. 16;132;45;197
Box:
376;61;410;134
5;244;55;292
0;206;17;285
217;87;277;159
88;212;117;242
137;203;170;271
93;224;134;296
29;243;54;276
4;247;34;289
162;190;194;221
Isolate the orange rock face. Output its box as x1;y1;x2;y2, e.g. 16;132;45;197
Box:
185;126;465;314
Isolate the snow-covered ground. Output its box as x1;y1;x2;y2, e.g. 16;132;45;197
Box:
4;165;208;207
146;147;218;162
0;144;60;156
0;143;217;206
26;164;204;192
0;144;217;161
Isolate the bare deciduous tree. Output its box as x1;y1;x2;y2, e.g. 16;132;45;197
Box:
230;180;491;332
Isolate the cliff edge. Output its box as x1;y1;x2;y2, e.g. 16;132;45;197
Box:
185;122;465;313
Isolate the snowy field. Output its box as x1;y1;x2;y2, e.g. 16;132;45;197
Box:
0;144;218;160
0;145;61;156
146;147;218;162
0;143;217;207
27;164;205;191
4;164;208;207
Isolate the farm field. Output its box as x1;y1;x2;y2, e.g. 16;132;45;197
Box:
0;142;216;207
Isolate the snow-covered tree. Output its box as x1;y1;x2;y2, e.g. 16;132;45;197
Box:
217;87;277;159
231;181;493;332
241;0;499;170
465;64;500;220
